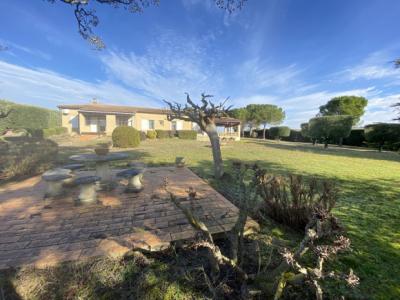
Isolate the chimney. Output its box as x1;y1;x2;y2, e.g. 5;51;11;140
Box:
91;98;98;104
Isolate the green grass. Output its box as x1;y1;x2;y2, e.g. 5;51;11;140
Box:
9;136;400;299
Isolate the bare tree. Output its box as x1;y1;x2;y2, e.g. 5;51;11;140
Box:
49;0;247;49
164;93;231;179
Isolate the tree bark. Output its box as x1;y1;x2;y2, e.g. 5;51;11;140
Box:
263;124;266;139
338;137;343;147
206;125;224;179
324;141;328;149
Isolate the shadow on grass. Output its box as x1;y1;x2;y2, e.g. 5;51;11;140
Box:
246;139;400;163
0;250;207;300
190;157;400;299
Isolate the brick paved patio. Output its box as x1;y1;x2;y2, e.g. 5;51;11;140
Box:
0;167;257;269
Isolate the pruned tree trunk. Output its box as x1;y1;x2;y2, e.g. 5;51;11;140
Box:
206;125;224;179
338;137;343;147
324;141;328;149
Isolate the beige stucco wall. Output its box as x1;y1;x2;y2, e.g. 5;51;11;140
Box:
134;113;192;131
106;115;116;135
60;109;79;133
61;109;193;135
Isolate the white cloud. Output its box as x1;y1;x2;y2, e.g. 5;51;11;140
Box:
342;50;400;82
236;58;307;94
0;60;155;109
0;39;51;60
101;32;223;102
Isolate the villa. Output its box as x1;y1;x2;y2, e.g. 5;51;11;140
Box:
58;102;241;140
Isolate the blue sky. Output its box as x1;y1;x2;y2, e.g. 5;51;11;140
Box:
0;0;399;128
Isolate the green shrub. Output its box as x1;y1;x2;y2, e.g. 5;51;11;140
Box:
139;131;147;141
343;129;365;147
365;123;400;151
308;115;353;148
281;129;310;142
26;127;67;138
112;126;141;148
269;126;290;140
146;130;157;139
177;130;197;140
0;138;58;181
155;130;173;139
0;99;60;132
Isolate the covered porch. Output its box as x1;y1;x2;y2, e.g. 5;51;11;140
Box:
77;111;135;135
196;117;241;141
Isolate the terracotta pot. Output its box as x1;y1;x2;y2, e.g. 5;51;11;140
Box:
175;157;185;168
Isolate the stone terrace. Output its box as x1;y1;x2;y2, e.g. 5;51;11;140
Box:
0;167;256;269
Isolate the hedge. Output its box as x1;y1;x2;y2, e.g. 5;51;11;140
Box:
146;130;157;139
139;131;147;141
0;137;58;181
27;127;67;138
155;130;174;139
281;129;311;143
269;126;291;140
343;129;365;147
0;100;60;132
177;130;197;140
365;123;400;151
112;126;141;148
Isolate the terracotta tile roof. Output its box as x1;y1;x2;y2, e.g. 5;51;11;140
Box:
58;103;169;115
58;103;241;125
215;117;241;126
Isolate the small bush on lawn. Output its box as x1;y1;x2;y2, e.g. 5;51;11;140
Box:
155;130;173;139
23;127;67;139
146;130;157;139
0;137;58;181
254;166;337;230
269;126;291;140
177;130;197;140
140;131;147;141
112;126;140;148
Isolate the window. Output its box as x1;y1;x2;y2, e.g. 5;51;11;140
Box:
171;121;177;131
148;120;155;129
116;116;130;127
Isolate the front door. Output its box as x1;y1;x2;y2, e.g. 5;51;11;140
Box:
90;117;98;133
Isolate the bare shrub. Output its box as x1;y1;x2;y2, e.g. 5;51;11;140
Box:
254;167;337;230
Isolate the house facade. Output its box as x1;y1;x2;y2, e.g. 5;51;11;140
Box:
58;102;241;140
58;103;193;135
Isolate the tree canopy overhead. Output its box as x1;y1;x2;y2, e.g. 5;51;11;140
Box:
319;96;368;125
49;0;247;49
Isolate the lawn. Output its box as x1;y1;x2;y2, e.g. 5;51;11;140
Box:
52;136;400;299
2;136;399;299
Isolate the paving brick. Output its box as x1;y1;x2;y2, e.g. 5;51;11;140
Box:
0;167;257;269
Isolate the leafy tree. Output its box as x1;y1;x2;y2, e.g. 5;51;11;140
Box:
165;93;230;179
49;0;247;49
364;123;400;152
308;116;353;148
246;104;285;139
269;126;290;140
300;123;309;138
230;107;248;137
319;96;368;125
245;104;261;136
